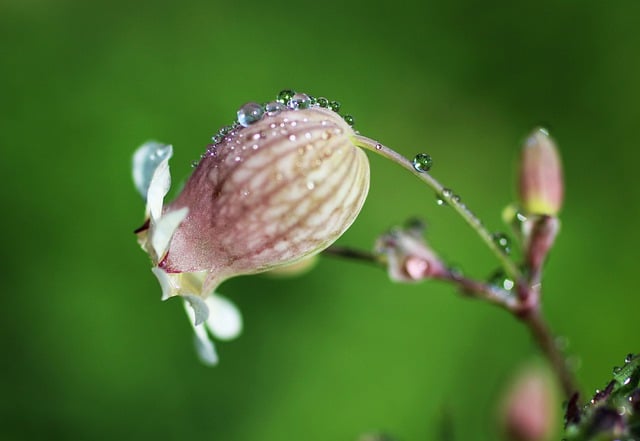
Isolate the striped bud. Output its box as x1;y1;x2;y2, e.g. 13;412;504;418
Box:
136;106;369;318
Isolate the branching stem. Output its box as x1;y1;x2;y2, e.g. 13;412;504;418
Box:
353;135;521;281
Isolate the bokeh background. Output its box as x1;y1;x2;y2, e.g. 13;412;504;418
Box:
1;0;639;439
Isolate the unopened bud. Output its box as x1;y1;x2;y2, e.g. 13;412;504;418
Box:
500;363;558;441
135;96;370;323
518;128;564;216
375;223;446;282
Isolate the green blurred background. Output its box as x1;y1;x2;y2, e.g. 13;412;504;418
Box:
1;0;638;439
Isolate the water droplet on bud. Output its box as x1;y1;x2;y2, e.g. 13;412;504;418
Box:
265;101;285;116
412;153;433;172
317;97;329;108
237;102;265;127
329;101;341;112
343;114;355;126
277;89;295;104
288;93;311;109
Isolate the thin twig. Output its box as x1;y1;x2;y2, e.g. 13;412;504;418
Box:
519;308;578;398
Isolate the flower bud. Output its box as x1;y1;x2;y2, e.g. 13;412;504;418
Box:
134;94;370;326
518;128;564;216
375;221;446;282
499;363;558;441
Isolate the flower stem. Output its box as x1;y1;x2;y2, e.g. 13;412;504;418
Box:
519;309;578;398
353;135;521;280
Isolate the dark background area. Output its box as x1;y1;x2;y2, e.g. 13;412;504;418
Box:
1;0;639;439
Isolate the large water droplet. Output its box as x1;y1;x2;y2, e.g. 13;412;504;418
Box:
288;93;311;109
237;102;264;127
491;232;512;254
412;153;433;172
277;89;295;104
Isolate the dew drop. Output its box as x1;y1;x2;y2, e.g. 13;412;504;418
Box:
277;89;295;104
436;196;447;206
329;100;341;112
452;194;461;203
288;93;311;109
317;97;329;108
412;153;433;172
237;102;264;127
306;181;315;190
219;125;234;136
488;270;514;291
625;353;635;363
211;134;223;144
613;366;622;375
375;143;382;150
442;188;453;198
265;101;285;116
491;232;512;254
289;134;297;141
343;114;355;126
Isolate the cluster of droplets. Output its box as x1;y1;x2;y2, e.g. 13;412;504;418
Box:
190;90;356;167
225;89;354;135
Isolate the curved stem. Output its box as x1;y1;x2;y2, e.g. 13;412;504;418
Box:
353;135;521;280
520;309;578;398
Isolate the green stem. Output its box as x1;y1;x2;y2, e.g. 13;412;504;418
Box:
354;134;521;280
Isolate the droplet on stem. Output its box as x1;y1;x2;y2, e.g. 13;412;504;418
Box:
492;232;512;254
412;153;433;172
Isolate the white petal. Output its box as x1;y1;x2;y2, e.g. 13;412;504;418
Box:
205;294;243;341
132;142;173;201
184;301;218;366
145;146;174;221
150;207;188;259
151;267;174;300
183;294;210;326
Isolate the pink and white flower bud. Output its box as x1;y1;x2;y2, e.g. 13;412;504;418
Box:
375;222;446;282
134;98;369;328
499;364;558;441
519;128;564;216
